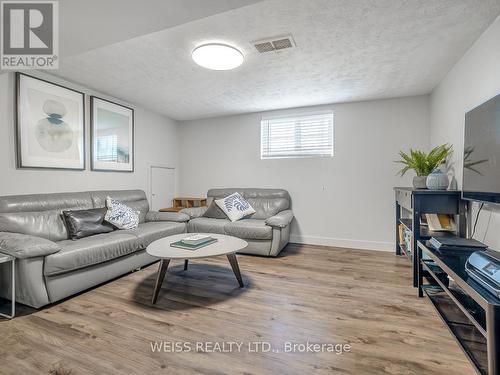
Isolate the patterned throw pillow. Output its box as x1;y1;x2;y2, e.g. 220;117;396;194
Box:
215;193;256;222
104;197;140;229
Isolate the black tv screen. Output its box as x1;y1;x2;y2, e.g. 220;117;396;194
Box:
463;93;500;203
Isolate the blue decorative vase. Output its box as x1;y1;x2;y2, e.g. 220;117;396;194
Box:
426;166;448;190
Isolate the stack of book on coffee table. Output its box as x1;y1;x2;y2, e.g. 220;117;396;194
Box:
170;234;218;250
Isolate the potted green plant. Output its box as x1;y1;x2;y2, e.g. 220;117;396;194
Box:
395;144;453;189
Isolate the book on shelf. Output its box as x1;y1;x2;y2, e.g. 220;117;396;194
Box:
404;231;412;252
425;214;456;232
398;223;412;253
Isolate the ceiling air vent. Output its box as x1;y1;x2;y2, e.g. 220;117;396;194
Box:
254;41;275;53
253;35;295;53
272;38;293;50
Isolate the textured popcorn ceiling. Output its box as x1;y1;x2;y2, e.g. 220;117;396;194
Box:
54;0;500;121
58;0;263;57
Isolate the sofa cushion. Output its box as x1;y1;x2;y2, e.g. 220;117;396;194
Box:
206;189;290;220
203;201;227;219
187;217;229;234
146;211;190;223
0;210;69;241
116;200;148;223
181;206;208;219
45;233;140;276
0;232;61;259
215;193;256;222
91;190;149;223
0;191;93;214
206;189;245;200
105;197;140;230
265;210;294;228
121;222;186;248
246;197;290;219
62;208;114;240
224;219;272;240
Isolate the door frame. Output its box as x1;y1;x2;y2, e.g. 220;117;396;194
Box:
147;163;176;210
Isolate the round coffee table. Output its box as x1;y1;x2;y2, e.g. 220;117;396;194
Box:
146;233;248;304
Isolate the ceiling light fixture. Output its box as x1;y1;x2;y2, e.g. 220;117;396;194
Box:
192;43;244;70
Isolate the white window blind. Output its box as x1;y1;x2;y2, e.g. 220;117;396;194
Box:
96;134;118;162
261;111;334;159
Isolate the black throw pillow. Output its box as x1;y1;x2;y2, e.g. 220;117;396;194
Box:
63;208;114;240
203;201;228;219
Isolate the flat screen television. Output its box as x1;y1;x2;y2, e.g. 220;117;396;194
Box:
463;93;500;203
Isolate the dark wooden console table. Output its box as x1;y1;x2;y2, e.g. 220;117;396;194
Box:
418;241;500;375
394;187;467;291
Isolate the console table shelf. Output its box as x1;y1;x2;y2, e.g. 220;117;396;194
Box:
399;218;452;239
160;197;207;212
394;187;467;289
418;241;500;375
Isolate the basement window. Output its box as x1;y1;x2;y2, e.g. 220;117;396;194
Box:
260;111;334;159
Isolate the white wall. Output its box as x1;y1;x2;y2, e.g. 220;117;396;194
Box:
430;15;500;250
179;96;430;251
0;72;180;198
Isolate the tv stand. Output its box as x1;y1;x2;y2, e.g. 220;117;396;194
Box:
418;240;500;375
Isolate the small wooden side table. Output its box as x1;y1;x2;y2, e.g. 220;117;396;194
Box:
0;253;15;319
160;197;207;212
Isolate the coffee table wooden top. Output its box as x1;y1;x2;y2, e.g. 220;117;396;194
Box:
146;233;248;260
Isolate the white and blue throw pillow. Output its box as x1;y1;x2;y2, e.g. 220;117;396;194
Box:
215;193;255;222
104;197;140;230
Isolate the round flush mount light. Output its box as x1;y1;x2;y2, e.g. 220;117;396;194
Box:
192;43;244;70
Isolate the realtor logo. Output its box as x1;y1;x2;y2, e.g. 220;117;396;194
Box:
1;1;58;69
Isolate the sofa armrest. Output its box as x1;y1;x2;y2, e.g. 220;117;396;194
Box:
146;211;190;223
0;232;61;259
180;206;208;219
265;210;294;228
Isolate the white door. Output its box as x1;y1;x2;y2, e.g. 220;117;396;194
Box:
150;166;175;211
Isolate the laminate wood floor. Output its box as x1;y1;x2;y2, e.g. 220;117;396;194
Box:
0;244;475;375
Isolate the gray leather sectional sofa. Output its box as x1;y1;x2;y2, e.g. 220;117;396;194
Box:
182;188;293;257
0;188;293;309
0;190;188;308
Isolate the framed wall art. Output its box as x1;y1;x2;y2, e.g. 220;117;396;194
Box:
16;73;85;170
90;96;134;172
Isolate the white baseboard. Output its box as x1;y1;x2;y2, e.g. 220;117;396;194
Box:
289;234;393;252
